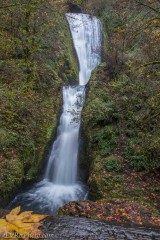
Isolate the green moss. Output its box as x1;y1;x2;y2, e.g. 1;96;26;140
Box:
81;0;160;219
0;158;24;202
0;128;19;153
94;125;119;155
0;11;78;205
113;175;123;183
104;155;122;172
82;63;159;209
88;180;104;200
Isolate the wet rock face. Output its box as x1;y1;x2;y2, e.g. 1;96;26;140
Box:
42;216;160;240
67;2;82;13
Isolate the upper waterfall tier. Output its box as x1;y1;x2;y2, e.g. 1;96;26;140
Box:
66;13;102;85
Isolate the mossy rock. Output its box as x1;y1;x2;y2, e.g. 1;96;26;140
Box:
104;155;122;172
0;158;24;205
88;180;103;201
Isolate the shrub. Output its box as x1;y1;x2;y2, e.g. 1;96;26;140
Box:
104;155;122;172
94;125;119;155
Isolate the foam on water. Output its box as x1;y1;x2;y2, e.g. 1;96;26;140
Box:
10;180;87;214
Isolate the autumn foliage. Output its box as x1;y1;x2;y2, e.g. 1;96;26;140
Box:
0;206;47;239
59;201;160;226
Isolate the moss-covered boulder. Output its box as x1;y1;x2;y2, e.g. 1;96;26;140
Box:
81;62;160;216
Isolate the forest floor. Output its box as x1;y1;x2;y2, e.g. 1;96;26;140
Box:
59;167;160;227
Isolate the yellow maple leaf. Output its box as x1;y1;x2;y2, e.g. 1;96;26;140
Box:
0;206;48;240
0;219;18;240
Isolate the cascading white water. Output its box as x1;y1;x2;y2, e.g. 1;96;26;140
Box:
66;13;102;85
45;85;85;185
9;13;102;214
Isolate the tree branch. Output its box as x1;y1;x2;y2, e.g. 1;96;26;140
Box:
137;61;160;69
136;0;160;15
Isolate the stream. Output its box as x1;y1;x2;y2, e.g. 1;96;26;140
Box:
42;216;160;240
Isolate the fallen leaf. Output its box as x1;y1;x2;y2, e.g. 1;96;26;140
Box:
0;206;48;240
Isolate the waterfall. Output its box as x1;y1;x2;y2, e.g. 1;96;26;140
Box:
9;13;102;214
45;85;85;185
66;13;102;86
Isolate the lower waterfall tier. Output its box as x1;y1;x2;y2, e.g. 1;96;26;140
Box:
9;180;88;214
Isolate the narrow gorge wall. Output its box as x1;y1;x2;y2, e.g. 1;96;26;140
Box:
81;0;160;216
0;14;78;207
